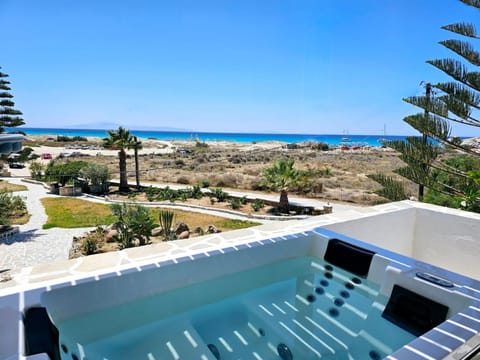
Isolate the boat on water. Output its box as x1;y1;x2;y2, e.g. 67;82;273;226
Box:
341;130;351;142
378;124;387;143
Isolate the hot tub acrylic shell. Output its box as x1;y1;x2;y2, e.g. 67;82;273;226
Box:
1;227;480;359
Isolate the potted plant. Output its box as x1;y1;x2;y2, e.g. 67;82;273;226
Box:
79;163;110;194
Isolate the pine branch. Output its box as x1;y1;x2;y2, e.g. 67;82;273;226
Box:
442;23;479;39
427;59;480;92
0;108;22;116
403;113;451;141
0;100;14;107
434;82;480;110
403;96;448;116
460;0;480;10
0;92;13;99
440;39;480;66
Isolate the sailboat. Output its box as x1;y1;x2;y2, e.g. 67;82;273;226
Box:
341;130;351;142
378;124;387;143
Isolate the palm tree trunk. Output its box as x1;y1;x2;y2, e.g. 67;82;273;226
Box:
279;190;289;213
119;150;129;192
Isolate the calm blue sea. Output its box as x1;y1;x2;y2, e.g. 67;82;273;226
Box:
10;127;407;147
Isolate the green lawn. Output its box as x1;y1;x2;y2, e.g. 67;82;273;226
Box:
0;180;28;193
41;197;261;231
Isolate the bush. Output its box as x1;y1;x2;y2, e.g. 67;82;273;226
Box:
57;135;88;142
29;161;44;180
79;163;110;186
212;188;228;202
199;179;210;188
81;234;98;255
311;142;329;151
229;198;241;210
111;203;156;247
251;199;265;212
367;173;409;201
240;195;248;205
45;160;88;186
0;192;27;224
177;176;190;185
174;159;185;167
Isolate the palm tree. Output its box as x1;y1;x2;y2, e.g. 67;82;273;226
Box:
261;159;300;213
102;127;141;192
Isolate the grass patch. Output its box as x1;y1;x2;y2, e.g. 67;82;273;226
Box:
0;181;28;193
150;209;261;231
42;198;116;229
216;219;261;230
42;198;261;231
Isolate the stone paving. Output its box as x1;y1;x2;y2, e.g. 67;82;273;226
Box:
0;178;93;271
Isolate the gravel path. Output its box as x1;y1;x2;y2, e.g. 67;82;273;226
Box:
0;178;93;270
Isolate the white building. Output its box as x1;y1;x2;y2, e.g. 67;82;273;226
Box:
0;133;23;154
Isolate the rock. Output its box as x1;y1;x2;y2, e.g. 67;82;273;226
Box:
178;231;190;239
105;223;117;232
193;226;204;235
152;226;163;237
105;229;118;243
174;222;189;235
206;225;221;234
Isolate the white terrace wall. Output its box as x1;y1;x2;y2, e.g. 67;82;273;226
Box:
324;207;416;256
324;202;480;280
413;208;480;279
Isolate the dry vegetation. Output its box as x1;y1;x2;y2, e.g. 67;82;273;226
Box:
26;137;416;205
99;143;411;205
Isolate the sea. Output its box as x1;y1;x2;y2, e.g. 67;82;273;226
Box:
9;127;408;147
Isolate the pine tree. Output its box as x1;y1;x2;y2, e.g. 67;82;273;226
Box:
0;67;24;133
385;0;480;207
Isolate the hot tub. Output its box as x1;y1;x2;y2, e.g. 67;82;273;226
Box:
15;228;480;360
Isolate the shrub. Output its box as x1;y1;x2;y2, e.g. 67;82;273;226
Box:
367;173;409;201
29;161;44;180
229;198;241;210
177;176;191;185
79;163;110;186
251;199;265;212
45;160;88;186
174;159;185;167
212;188;228;202
81;234;98;255
311;142;329;151
0;192;27;224
240;195;248;205
57;135;87;142
199;179;210;188
111;203;156;247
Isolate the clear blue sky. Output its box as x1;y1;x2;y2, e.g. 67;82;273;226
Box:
1;0;478;136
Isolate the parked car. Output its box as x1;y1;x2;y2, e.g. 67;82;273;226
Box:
9;162;25;169
40;153;52;159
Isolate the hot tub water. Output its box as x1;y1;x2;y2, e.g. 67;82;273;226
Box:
55;256;416;360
